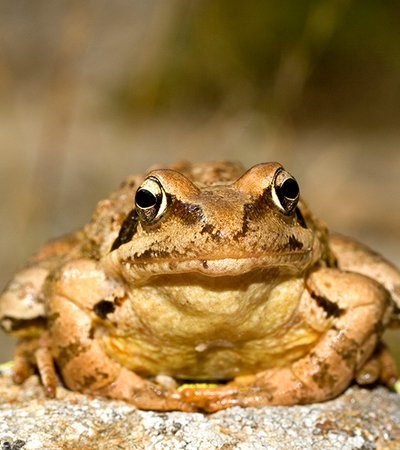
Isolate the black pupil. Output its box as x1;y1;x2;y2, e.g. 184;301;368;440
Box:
280;178;299;199
135;189;157;208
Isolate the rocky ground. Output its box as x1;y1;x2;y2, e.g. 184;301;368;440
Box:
0;368;399;450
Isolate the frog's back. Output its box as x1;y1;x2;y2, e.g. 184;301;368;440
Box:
160;160;245;185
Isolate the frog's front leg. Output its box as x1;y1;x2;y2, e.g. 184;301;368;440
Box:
47;260;196;412
11;334;56;396
182;268;392;412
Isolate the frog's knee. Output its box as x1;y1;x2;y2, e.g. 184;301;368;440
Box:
49;259;122;312
0;266;48;337
308;268;391;312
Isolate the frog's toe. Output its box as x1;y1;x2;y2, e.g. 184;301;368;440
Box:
12;355;34;385
180;384;266;412
356;343;398;388
376;344;398;387
355;357;380;385
12;339;39;384
35;340;58;398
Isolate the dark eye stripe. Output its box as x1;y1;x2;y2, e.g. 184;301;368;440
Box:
295;207;308;228
110;209;139;251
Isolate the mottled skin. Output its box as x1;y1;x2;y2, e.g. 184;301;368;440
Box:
1;161;399;412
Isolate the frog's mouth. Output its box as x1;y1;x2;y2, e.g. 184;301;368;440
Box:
112;250;315;282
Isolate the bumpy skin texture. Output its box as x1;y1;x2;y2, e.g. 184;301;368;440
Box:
0;161;399;412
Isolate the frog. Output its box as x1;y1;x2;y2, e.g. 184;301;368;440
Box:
1;161;399;412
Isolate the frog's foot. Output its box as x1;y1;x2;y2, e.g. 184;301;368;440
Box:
180;369;302;412
181;362;352;412
356;343;398;387
12;334;58;397
97;368;197;412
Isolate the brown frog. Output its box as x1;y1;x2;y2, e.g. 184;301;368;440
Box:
1;161;399;412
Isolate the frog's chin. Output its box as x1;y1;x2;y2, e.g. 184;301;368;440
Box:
110;251;314;282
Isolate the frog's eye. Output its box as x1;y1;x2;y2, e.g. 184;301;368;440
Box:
272;169;300;213
135;176;168;223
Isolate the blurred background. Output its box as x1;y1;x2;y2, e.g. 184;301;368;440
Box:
0;1;399;363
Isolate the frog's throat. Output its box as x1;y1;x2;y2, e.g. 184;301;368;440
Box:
105;251;315;282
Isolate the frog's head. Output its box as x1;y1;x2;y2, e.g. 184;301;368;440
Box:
108;162;329;283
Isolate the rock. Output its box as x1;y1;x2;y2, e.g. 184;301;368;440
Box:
0;369;399;450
